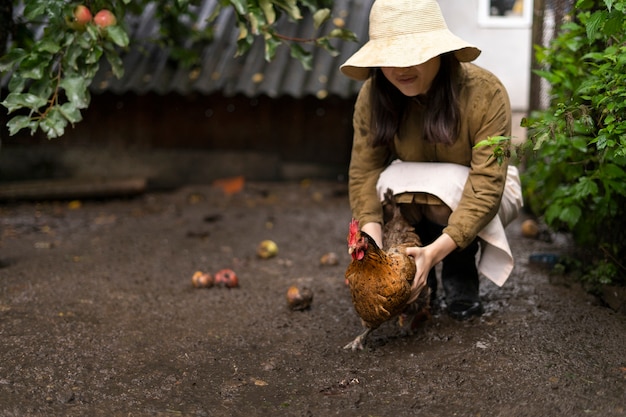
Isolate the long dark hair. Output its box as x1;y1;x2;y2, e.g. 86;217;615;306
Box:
369;53;462;147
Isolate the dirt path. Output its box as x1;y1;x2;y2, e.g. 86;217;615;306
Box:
1;181;624;416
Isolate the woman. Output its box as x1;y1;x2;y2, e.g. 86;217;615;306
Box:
340;0;522;320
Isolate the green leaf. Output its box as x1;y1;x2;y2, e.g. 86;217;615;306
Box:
60;102;83;124
600;162;626;179
313;8;331;29
290;43;312;70
474;135;511;148
327;28;358;42
229;0;248;15
59;76;90;109
259;0;276;24
544;202;563;225
39;107;67;139
0;48;27;73
560;204;582;228
37;39;61;54
7;115;35;136
105;49;125;79
273;0;302;20
575;177;598;199
64;42;84;71
86;24;100;41
236;37;253;57
264;36;281;62
316;38;339;57
73;32;91;51
235;21;253;57
237;21;249;41
28;78;54;99
106;26;130;48
19;56;48;80
586;11;606;39
1;92;47;113
23;0;47;20
86;44;104;65
571;136;589;153
603;11;623;36
533;69;561;85
7;75;26;93
248;8;264;35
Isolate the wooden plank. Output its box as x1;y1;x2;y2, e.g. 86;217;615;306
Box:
0;177;147;201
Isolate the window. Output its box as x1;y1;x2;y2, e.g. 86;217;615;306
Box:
478;0;533;28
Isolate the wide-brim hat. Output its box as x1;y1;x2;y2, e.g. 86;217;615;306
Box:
340;0;481;81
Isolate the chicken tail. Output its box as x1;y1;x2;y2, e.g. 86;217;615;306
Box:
382;189;422;249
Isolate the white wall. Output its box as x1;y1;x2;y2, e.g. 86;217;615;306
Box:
439;0;532;111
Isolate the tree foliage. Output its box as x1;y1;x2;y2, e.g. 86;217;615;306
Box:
522;0;626;288
0;0;356;138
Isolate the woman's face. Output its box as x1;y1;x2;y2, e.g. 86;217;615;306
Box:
381;56;441;97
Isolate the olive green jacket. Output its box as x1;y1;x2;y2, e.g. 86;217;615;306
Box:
348;63;512;249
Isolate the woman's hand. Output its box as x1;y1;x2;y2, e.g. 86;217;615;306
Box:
405;246;431;303
405;233;457;304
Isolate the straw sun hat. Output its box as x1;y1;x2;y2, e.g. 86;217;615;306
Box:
340;0;481;81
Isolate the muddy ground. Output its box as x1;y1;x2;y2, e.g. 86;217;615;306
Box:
0;180;625;417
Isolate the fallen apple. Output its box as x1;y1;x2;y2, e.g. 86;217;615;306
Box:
257;239;278;259
521;219;539;238
286;286;313;311
215;268;239;288
320;252;339;266
191;271;214;288
94;9;117;28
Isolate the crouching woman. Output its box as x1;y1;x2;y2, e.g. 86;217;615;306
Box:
341;0;523;320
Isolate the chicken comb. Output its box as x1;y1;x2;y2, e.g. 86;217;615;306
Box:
348;218;360;245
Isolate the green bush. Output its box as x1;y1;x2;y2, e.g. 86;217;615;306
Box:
523;0;626;288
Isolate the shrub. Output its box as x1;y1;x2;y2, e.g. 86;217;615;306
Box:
523;0;626;289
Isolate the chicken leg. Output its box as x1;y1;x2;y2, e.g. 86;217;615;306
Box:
343;327;372;351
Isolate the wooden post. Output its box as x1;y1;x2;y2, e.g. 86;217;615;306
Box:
529;0;546;113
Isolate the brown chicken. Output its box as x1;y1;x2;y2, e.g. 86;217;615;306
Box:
344;189;430;350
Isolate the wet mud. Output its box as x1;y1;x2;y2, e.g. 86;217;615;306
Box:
1;181;624;416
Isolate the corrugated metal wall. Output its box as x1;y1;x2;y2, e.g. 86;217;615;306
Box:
91;0;372;99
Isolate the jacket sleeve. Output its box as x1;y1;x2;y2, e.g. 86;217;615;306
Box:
444;77;512;249
348;80;392;226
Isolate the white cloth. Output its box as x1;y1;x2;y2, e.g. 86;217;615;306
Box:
376;161;523;287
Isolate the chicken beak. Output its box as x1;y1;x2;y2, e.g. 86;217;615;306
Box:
348;246;354;255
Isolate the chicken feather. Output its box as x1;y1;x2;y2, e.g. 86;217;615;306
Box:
344;189;430;351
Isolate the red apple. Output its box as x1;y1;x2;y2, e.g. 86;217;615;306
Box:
66;5;92;30
214;268;239;288
94;9;117;28
74;5;92;25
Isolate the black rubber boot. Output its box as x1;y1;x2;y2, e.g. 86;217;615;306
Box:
427;268;438;302
441;240;484;320
414;217;444;301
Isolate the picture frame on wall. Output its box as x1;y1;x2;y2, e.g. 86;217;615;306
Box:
478;0;533;28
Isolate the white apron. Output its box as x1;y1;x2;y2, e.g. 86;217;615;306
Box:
376;161;523;287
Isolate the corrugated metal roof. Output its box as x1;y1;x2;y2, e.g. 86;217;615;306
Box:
90;0;373;98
